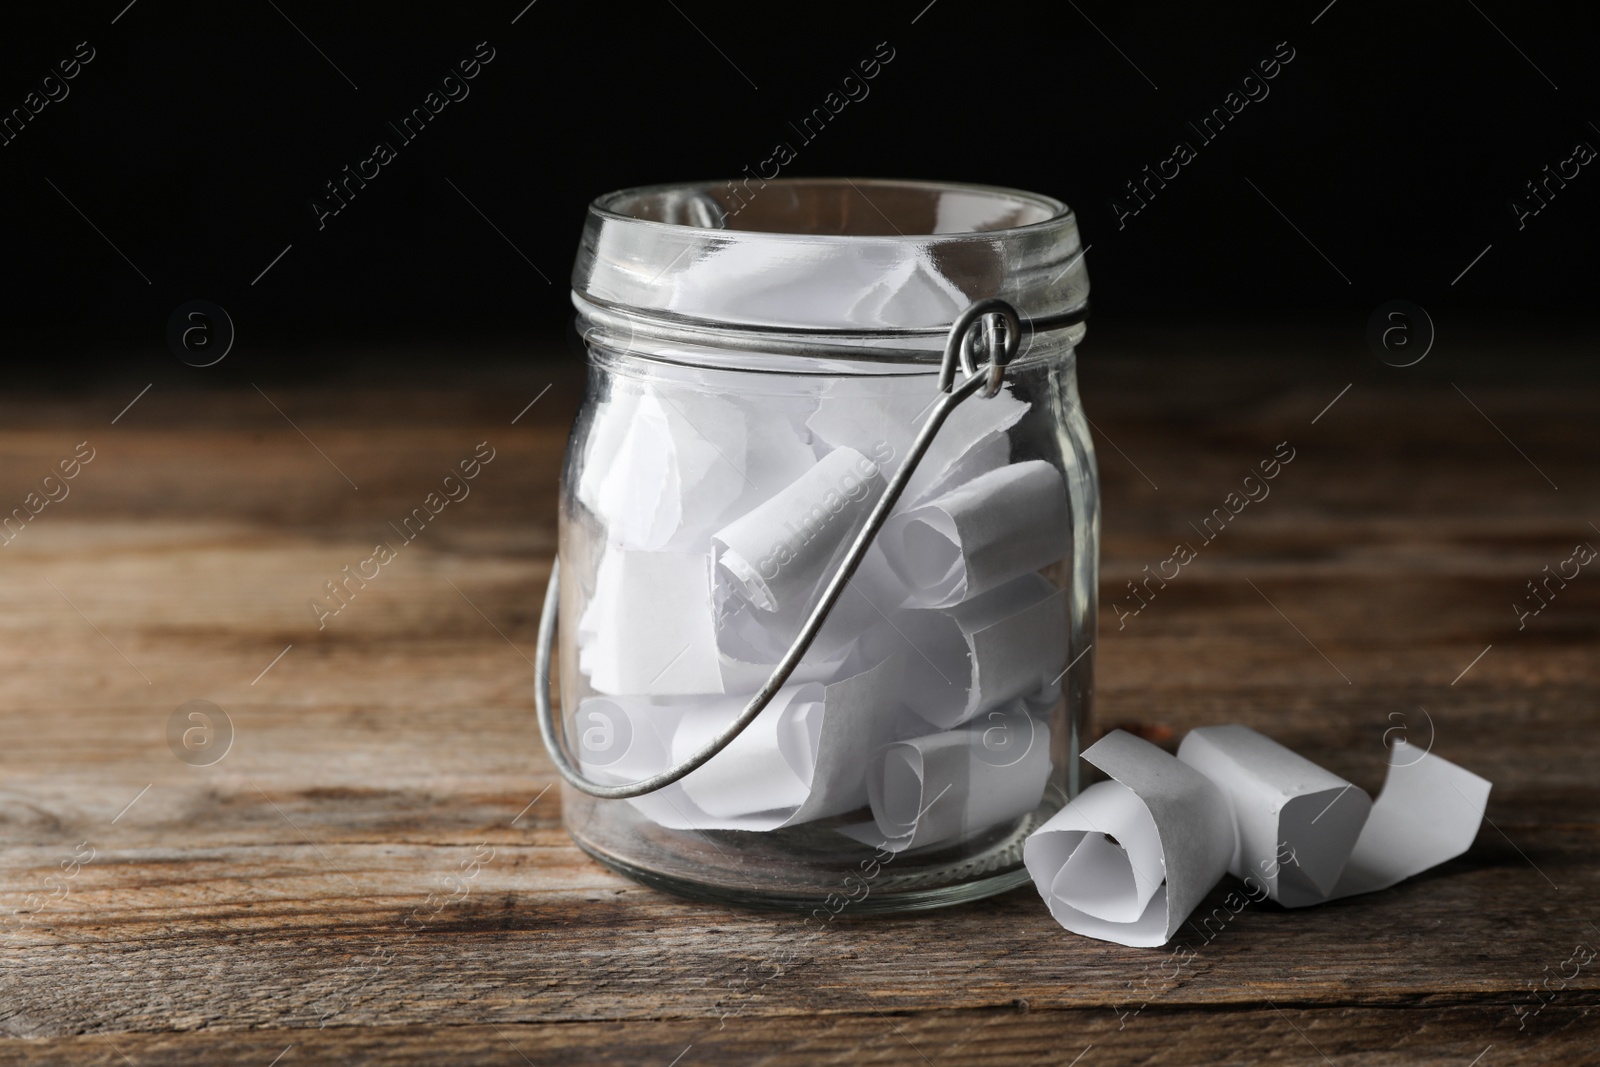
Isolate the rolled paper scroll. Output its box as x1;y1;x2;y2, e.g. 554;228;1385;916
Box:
1026;726;1493;947
1177;725;1494;907
882;460;1071;609
1025;730;1235;947
577;548;723;696
1177;724;1372;906
713;541;911;670
897;573;1068;729
713;446;888;614
852;701;1052;853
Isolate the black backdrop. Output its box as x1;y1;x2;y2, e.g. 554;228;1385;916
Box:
3;0;1596;378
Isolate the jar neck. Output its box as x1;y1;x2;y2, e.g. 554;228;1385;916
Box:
574;292;1087;373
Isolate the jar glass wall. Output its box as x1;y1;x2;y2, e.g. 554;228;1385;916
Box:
551;179;1096;912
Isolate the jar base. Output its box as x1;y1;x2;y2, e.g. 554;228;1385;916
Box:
565;803;1051;915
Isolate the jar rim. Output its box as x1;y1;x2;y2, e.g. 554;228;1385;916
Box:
588;177;1073;243
573;176;1089;337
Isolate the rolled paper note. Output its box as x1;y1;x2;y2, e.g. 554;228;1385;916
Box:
1177;725;1493;907
714;540;911;674
588;391;749;551
882;460;1071;609
897;573;1068;729
1177;725;1373;906
625;652;910;832
1024;730;1235;948
854;701;1052;853
713;446;887;614
1026;781;1165;924
577;547;723;696
1026;726;1494;946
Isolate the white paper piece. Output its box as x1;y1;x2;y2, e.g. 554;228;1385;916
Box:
852;702;1052;853
577;379;816;547
805;377;1027;505
1024;781;1166;929
574;691;780;830
713;446;887;614
1025;730;1235;947
853;252;975;328
577;548;723;696
731;397;822;512
1178;725;1492;907
674;687;821;821
718;540;912;667
1178;725;1372;906
667;243;974;330
1026;727;1493;946
575;697;757;834
575;386;642;518
617;652;909;832
1323;739;1491;903
574;695;689;784
883;460;1070;608
589;391;748;551
707;542;910;707
715;643;850;694
897;573;1068;729
904;427;1012;507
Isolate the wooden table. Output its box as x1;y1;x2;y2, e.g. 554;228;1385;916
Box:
2;327;1596;1064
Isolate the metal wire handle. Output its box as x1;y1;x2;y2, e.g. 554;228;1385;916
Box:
536;297;1023;799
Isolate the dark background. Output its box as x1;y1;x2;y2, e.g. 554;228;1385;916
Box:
2;0;1596;383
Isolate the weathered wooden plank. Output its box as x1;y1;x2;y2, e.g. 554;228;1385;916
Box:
0;1004;1592;1066
1;340;1596;1057
2;822;1595;1036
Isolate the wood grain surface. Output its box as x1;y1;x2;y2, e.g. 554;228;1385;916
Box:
2;325;1597;1065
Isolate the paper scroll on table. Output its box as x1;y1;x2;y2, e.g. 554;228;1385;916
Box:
571;370;1074;849
1023;725;1492;946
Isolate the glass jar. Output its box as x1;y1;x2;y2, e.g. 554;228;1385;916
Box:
547;177;1096;912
